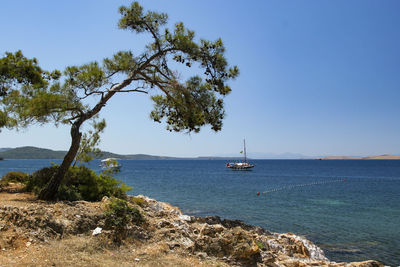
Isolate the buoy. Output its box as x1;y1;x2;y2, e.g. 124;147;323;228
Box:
257;192;260;196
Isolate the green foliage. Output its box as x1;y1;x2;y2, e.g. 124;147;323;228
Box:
150;76;225;132
255;240;265;250
118;2;168;34
0;50;58;92
104;198;144;243
130;196;145;207
2;2;238;134
0;51;63;129
103;51;136;75
0;110;7;128
0;51;59;129
26;165;131;201
0;171;29;185
74;119;106;165
2;1;239;200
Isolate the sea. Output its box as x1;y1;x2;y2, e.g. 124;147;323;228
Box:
0;159;399;266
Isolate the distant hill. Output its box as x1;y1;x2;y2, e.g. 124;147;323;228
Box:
3;146;398;160
317;154;400;160
0;146;179;160
0;147;67;159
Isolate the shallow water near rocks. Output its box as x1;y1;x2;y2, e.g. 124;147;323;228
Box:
1;159;399;265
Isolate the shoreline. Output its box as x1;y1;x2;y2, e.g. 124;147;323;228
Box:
0;185;383;266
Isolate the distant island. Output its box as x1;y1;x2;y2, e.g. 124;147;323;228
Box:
316;154;400;160
0;146;244;160
1;147;399;160
0;146;181;160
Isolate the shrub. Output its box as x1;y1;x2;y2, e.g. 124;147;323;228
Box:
26;165;132;201
0;171;29;185
255;240;265;250
25;166;58;193
104;198;144;243
130;196;145;207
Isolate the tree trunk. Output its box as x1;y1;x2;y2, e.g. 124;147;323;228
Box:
37;78;133;200
38;122;82;200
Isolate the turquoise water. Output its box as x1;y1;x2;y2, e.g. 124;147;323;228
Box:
0;159;399;265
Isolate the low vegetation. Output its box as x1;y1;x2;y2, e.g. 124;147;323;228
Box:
0;171;29;185
104;198;144;243
17;165;132;201
130;196;145;207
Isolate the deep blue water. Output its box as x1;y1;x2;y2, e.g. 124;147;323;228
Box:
0;159;399;265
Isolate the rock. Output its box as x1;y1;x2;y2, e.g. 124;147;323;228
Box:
193;225;261;265
194;216;222;225
126;225;150;240
178;214;191;222
0;192;385;267
195;251;208;259
347;260;383;267
92;227;102;236
199;223;225;237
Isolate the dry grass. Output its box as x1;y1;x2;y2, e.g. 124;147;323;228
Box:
0;235;229;267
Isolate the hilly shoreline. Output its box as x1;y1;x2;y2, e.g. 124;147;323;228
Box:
0;147;243;160
0;147;180;160
1;146;399;160
317;154;400;160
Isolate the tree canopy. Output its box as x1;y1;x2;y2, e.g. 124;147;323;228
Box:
0;51;60;129
1;1;239;200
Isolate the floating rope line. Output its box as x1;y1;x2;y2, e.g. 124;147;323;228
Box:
258;178;346;196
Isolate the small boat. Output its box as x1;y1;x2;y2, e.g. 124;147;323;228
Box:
100;158;122;171
226;139;254;170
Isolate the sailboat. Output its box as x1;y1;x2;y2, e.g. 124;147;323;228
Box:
226;139;255;170
100;158;122;171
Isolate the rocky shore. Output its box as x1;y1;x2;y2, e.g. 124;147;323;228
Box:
0;185;382;266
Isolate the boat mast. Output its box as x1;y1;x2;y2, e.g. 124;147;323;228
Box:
243;139;247;162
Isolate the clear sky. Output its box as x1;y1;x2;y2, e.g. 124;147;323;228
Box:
1;0;399;158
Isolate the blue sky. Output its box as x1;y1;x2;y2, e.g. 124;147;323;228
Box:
1;0;399;157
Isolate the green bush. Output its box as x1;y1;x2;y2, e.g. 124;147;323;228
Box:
104;198;144;243
26;165;132;201
0;171;29;185
130;196;145;207
255;240;265;250
25;166;58;193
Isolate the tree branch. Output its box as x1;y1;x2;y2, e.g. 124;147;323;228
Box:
116;88;148;94
143;21;162;52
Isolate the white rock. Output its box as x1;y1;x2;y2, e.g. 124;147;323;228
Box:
178;214;191;222
290;234;327;260
180;237;194;248
92;227;102;236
